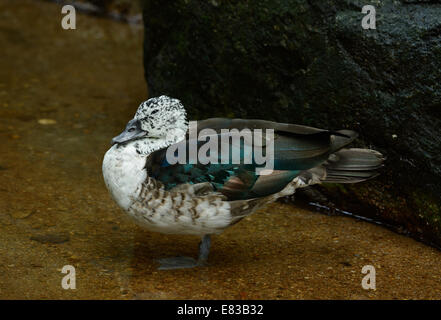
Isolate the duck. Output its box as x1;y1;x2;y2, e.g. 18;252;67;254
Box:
102;95;384;270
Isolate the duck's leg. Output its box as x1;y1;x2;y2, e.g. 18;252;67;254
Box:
157;235;211;270
196;234;211;266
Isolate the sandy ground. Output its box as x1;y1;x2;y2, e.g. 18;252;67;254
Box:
0;0;440;299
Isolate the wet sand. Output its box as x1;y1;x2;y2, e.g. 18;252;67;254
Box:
0;0;440;299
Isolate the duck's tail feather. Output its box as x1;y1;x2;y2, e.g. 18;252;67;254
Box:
303;148;385;184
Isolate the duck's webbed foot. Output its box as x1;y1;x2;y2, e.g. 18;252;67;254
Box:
157;235;211;270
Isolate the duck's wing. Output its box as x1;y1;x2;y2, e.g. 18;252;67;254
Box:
197;118;324;134
146;119;357;200
197;118;358;154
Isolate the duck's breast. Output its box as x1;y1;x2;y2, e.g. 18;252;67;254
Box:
102;144;147;210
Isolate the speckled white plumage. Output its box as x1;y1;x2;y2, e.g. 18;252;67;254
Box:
103;141;234;235
102;96;316;237
102;140;308;236
104;99;331;239
103;96;236;236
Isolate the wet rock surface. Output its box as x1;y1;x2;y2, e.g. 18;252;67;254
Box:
141;0;441;245
0;0;440;299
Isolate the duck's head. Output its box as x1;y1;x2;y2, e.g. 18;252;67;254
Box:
111;95;188;148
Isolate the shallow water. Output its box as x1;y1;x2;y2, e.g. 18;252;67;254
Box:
0;0;440;299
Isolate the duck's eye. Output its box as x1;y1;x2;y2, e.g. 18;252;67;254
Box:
151;109;159;115
128;127;136;133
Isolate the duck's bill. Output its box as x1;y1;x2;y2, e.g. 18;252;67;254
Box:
111;119;147;145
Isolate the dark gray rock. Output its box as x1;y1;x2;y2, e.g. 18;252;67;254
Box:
141;0;441;245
